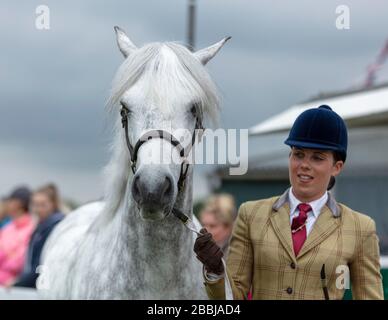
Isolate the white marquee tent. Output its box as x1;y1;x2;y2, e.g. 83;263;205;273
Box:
249;82;388;136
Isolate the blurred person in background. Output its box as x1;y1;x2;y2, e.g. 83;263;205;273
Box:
199;194;237;258
0;186;35;286
13;183;64;288
0;200;11;230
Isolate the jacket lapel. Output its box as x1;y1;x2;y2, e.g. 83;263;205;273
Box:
270;188;342;262
297;205;341;258
270;201;296;263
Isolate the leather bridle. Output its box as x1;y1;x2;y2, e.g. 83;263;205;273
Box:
120;105;204;191
119;104;205;230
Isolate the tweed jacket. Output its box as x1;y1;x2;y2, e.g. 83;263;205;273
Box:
204;189;384;300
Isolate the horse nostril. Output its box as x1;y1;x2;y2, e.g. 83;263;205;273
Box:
132;175;142;204
164;176;172;194
160;175;173;205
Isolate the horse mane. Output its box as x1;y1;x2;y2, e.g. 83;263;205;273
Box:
102;41;221;218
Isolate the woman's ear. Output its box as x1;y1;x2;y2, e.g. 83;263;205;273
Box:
332;160;344;177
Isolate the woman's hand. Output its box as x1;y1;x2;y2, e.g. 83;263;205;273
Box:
194;228;224;275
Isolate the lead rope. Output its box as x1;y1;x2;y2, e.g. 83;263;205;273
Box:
172;208;233;300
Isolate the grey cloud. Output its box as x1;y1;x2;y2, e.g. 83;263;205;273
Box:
1;0;387;202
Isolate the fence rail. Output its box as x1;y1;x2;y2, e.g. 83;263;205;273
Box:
0;287;39;300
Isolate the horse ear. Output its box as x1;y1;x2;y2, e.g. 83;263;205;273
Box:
114;26;138;58
194;36;231;65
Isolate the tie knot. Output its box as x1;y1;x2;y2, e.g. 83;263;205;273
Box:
291;203;311;232
297;203;312;218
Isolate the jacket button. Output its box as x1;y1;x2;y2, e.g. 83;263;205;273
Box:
286;287;293;294
290;262;296;269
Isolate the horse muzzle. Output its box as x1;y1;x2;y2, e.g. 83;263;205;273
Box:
131;170;175;220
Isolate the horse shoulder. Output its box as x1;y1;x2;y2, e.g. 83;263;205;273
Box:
39;201;104;298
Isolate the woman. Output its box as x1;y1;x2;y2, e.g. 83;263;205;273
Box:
194;105;384;300
0;187;35;286
13;184;64;288
199;194;237;258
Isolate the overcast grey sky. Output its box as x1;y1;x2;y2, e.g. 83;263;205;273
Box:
1;0;388;203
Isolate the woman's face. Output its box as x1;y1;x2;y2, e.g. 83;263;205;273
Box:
5;199;25;218
31;193;55;220
289;147;344;202
200;211;232;245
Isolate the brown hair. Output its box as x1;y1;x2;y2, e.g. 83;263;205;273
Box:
327;151;343;191
34;183;61;212
201;194;237;226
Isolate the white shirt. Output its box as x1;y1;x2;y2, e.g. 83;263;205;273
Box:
288;187;328;236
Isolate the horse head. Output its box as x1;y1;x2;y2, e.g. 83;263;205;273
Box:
107;27;230;221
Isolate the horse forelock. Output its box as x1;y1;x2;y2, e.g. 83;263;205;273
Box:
106;42;220;125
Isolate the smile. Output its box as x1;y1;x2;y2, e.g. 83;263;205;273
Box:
297;174;314;182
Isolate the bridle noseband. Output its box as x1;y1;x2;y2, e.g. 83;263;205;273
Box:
120;105;203;191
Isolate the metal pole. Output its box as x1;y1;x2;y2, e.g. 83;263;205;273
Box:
187;0;196;51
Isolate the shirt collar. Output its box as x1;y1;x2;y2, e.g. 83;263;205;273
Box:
272;187;341;218
289;187;328;218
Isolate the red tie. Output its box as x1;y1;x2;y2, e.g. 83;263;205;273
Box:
291;203;311;256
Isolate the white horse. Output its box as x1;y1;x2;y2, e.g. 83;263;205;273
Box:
39;27;230;299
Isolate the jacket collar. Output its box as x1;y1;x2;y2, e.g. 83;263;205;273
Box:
272;187;341;218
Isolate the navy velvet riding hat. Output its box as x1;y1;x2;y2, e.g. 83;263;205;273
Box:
284;105;348;162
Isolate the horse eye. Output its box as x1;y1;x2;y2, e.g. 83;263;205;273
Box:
190;104;197;117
